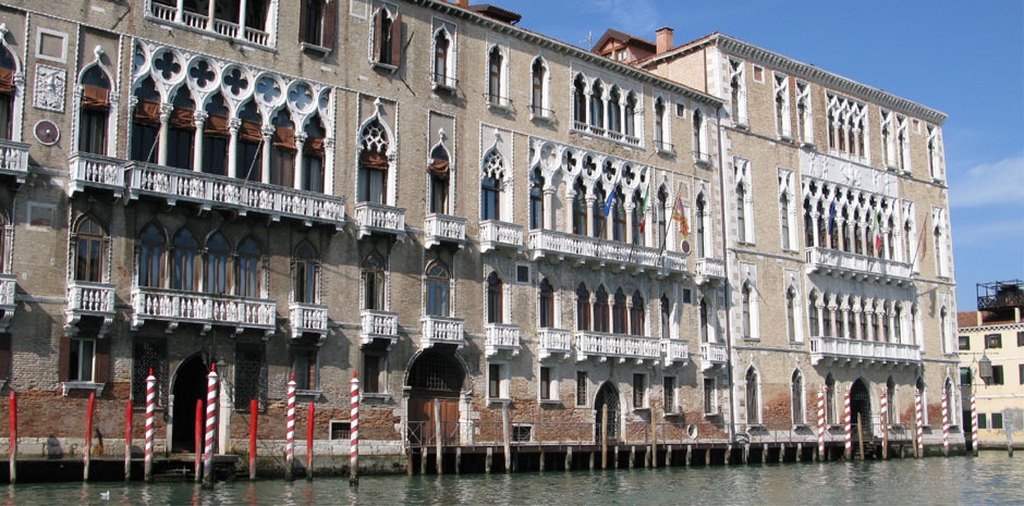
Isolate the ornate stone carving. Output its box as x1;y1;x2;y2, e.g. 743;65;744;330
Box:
33;64;66;112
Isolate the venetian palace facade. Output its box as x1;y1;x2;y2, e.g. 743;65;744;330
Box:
0;0;961;466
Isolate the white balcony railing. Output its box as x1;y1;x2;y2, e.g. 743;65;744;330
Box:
65;281;116;337
661;339;690;367
0;139;30;183
289;302;328;341
145;0;274;49
538;328;572;360
360;309;399;349
700;342;727;370
420;315;465;350
0;274;15;333
574;331;661;364
480;220;524;253
68;152;126;197
126;162;345;229
131;286;276;337
354;201;406;241
810;336;922;366
485;323;520;357
424;213;467;249
528;229;690;275
695;257;726;283
805;247;913;285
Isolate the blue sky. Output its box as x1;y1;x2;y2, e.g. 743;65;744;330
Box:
513;0;1024;312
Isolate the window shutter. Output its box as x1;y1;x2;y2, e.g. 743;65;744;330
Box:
372;10;384;61
298;0;308;43
322;0;337;51
58;335;71;383
0;333;9;380
95;338;110;385
389;12;403;67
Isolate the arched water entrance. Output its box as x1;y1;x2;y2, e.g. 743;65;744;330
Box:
850;378;872;438
407;348;465;446
171;355;208;453
594;382;620;443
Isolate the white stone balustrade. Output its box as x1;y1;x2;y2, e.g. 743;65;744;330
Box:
360;310;399;348
66;281;116;337
0;139;30;183
424;213;467;248
573;331;661;364
695;258;726;283
289;302;328;340
805;247;913;285
700;342;727;370
480;220;524;252
127;162;345;229
528;229;690;275
420;315;465;349
131;286;276;337
662;339;690;367
538;328;572;360
810;336;921;366
68;153;126;197
354;202;406;240
485;323;520;357
145;0;273;48
0;274;15;333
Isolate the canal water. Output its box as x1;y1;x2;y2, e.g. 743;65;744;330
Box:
5;452;1021;505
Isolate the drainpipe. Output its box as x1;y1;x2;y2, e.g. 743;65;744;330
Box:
714;105;736;440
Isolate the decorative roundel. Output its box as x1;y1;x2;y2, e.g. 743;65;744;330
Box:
680;240;691;255
34;120;60;146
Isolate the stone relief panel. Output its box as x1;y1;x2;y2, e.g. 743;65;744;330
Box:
33;64;66;112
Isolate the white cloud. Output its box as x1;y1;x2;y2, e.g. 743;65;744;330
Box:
584;0;660;37
949;155;1024;208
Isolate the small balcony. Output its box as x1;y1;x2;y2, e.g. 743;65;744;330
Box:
289;302;328;341
810;336;922;366
145;0;273;49
354;202;406;241
126;162;345;229
538;328;572;360
700;342;727;370
805;247;913;285
480;220;524;253
131;286;276;338
68;152;126;197
360;309;399;349
424;213;466;249
661;339;690;367
485;323;520;357
695;257;726;284
65;281;116;337
573;331;661;364
529;229;690;276
0;274;15;333
0;139;30;184
420;315;464;350
693;150;712;170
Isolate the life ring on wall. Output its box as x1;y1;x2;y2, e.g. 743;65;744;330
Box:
686;423;698;439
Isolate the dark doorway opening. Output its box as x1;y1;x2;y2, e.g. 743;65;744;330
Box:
850;378;872;438
171;355;208;453
594;382;620;443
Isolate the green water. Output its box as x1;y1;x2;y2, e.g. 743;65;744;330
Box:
5;452;1021;505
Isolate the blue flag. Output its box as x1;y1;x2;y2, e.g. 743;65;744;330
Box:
604;188;617;217
828;202;836;235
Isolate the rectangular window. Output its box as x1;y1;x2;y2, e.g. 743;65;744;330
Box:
632;373;646;409
576;370;587;407
1019;363;1024;385
330;421;351;440
986;334;1002;349
539;366;553;401
703;377;716;414
992;413;1003;430
371;5;402;67
512;425;533;442
69;338;96;382
958;335;970;350
300;0;336;50
978;413;987;429
235;344;266;411
664;376;676;413
293;346;319;391
132;339;167;408
488;363;507;399
992;365;1005;385
363;351;385;394
1018;331;1024;347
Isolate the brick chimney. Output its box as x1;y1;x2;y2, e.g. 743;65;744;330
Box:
656;27;674;53
456;0;469;8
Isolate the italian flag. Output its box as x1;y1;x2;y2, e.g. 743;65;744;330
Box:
638;186;651;233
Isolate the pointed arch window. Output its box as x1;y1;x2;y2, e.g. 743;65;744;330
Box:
736;184;747;243
780;192;792;250
167;87;196;170
486;46;507;107
428;142;450;214
74;218;106;283
236;100;263;182
293;243;319;304
425;260;450;317
530;57;549;118
741;283;752;338
572;179;587;235
575;283;591;331
746;367;760;424
0;45;16;140
372;6;402;67
786;287;797;342
695;193;708;258
589;81;604;130
611;191;625;241
594;286;610;333
236;237;262;298
792;370;805;424
201;93;230;176
699;298;710;343
432;28;453;89
481;149;504;221
653;97;666;149
808;292;820;337
79;66;111;155
572;75;587;127
138;224;165;288
612;288;628;334
729;59;747;126
270;109;296;188
358;118;389;203
608;86;621;133
660;295;672;339
529;168;544;230
205;233;231;295
486;272;503;324
362;250;387;311
825;374;837;424
629;291;645;336
131;78;160;163
539;278;555;328
624;92;637;139
171;229;198;291
301;115;326;192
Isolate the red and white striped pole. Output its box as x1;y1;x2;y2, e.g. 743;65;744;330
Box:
285;374;296;481
144;369;156;482
817;387;825;460
202;364;218;490
970;393;978;456
84;390;95;481
249;398;258;480
915;389;924;458
941;390;949;457
124;399;132;483
8;390;16;485
306;401;314;481
194;399;203;484
880;388;889;460
843;390;852;460
350;371;360;484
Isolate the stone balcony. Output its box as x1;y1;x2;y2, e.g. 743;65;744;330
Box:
424;213;466;249
700;342;727;370
146;0;272;48
131;286;276;338
420;315;465;350
65;281;116;337
354;202;406;241
661;339;690;367
809;336;922;366
485;323;520;357
289;302;328;341
528;229;691;276
480;220;524;253
0;139;30;184
68;152;126;197
126;162;345;229
805;247;913;285
0;274;15;333
538;328;572;360
694;258;726;284
360;309;399;349
573;331;662;364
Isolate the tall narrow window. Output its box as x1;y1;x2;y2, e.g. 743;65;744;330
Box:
594;286;610;333
729;59;746;126
300;0;324;47
167;87;196;170
539;278;555;328
630;291;645;336
302;116;326;192
487;46;505;106
741;283;752;338
131;78;160;163
576;283;591;331
481;175;501;221
624;92;637;139
660;295;672;339
796;81;812;145
774;73;791;139
699;299;709;343
236;237;262;298
633;373;646;409
79;66;111;155
539;366;553;401
293;243;318;304
358;119;389;203
780;193;791;250
433;29;451;88
825;374;837;424
69;337;96;382
293;344;319;391
428;143;450;214
530;58;548;117
746;367;760;424
486;272;503;324
373;6;402;67
608;86;621;133
589;81;604;130
237;100;263;182
612;288;628;334
572;179;587;235
786;287;797;342
791;370;805;424
171;229;198;291
692;109;705;160
75;218;105;283
202;94;230;176
695;194;707;258
425;260;450;317
362;250;387;311
0;46;16;140
654;97;666;149
736;185;747;243
664;376;676;413
886;377;897;424
270;110;296;188
572;75;587;127
205;233;230;295
138;224;165;288
808;292;820;337
529;169;544;229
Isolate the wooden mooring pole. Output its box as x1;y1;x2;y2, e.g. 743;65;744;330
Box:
601;404;608;470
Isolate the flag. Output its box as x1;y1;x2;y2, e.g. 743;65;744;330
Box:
638;186;651;233
828;202;836;236
603;188;617;217
671;196;688;236
872;212;883;254
679;207;689;237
